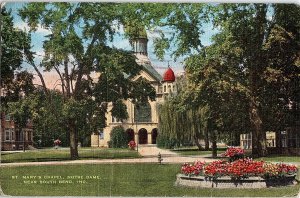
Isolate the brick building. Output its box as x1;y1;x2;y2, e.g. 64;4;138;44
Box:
0;113;34;151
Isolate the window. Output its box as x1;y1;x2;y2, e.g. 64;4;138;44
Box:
27;131;32;141
164;86;166;92
99;131;104;140
19;130;24;141
240;133;252;149
5;114;10;121
266;131;276;147
11;129;14;141
158;86;163;94
134;102;151;123
5;129;10;141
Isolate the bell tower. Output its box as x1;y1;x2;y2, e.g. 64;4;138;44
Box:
162;65;176;95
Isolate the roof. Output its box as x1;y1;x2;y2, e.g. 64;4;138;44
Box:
163;67;175;82
142;63;163;82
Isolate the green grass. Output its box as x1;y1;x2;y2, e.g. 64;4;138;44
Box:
1;148;140;163
0;164;299;196
172;147;226;156
256;155;300;163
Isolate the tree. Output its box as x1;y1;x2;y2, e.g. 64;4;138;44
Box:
0;7;32;109
19;3;156;159
139;3;299;157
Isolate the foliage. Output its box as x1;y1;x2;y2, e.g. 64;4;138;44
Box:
18;2;156;158
156;134;180;149
110;126;128;148
0;8;32;108
157;77;211;150
151;3;300;157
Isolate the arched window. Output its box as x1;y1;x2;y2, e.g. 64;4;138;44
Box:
134;102;151;123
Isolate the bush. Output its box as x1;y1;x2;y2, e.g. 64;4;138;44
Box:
157;134;179;149
110;126;128;148
222;147;245;162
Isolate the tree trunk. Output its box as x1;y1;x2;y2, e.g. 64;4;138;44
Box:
22;128;25;152
69;120;79;159
249;4;268;158
211;130;217;158
250;97;267;157
193;135;203;150
204;129;209;150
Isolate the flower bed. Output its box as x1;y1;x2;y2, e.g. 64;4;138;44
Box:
181;158;297;179
177;159;298;188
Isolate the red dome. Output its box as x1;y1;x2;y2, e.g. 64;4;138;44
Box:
163;67;175;82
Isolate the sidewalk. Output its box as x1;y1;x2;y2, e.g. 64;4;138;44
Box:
0;145;299;167
0;145;216;167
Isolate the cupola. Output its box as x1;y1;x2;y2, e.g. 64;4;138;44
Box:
163;67;175;82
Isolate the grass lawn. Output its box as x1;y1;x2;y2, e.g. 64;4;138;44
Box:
0;164;299;196
256;155;300;163
1;148;140;163
172;147;227;156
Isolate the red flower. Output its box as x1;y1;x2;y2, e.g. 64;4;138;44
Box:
128;141;136;150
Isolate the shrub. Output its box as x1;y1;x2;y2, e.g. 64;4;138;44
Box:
110;126;128;148
157;134;179;149
222;146;245;162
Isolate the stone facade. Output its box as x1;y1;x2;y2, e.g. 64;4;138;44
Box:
91;37;176;147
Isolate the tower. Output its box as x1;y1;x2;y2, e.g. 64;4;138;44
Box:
162;66;176;95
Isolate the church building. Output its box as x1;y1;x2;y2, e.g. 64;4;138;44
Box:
91;32;176;147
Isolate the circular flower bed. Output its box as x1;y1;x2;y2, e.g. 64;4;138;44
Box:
181;158;297;180
177;147;298;188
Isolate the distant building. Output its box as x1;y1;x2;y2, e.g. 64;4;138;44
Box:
91;32;177;147
0;113;34;151
240;131;276;150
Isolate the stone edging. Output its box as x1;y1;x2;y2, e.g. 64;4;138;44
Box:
175;174;298;189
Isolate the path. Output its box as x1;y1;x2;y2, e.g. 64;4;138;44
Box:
0;145;215;167
0;145;299;167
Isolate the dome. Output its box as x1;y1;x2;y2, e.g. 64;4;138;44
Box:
163;67;175;82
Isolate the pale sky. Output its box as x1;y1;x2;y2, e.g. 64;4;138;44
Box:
5;2;218;89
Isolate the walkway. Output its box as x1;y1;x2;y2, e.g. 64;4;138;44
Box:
0;145;299;168
0;145;216;168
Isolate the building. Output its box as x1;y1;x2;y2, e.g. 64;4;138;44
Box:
240;131;276;150
0;113;34;151
91;33;176;147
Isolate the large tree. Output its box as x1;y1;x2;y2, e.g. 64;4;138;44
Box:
126;3;299;157
0;7;32;108
19;3;156;159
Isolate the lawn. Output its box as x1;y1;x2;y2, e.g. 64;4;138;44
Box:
0;164;299;196
257;155;300;163
172;147;227;156
1;148;140;163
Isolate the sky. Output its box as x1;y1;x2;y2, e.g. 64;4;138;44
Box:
5;2;218;89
